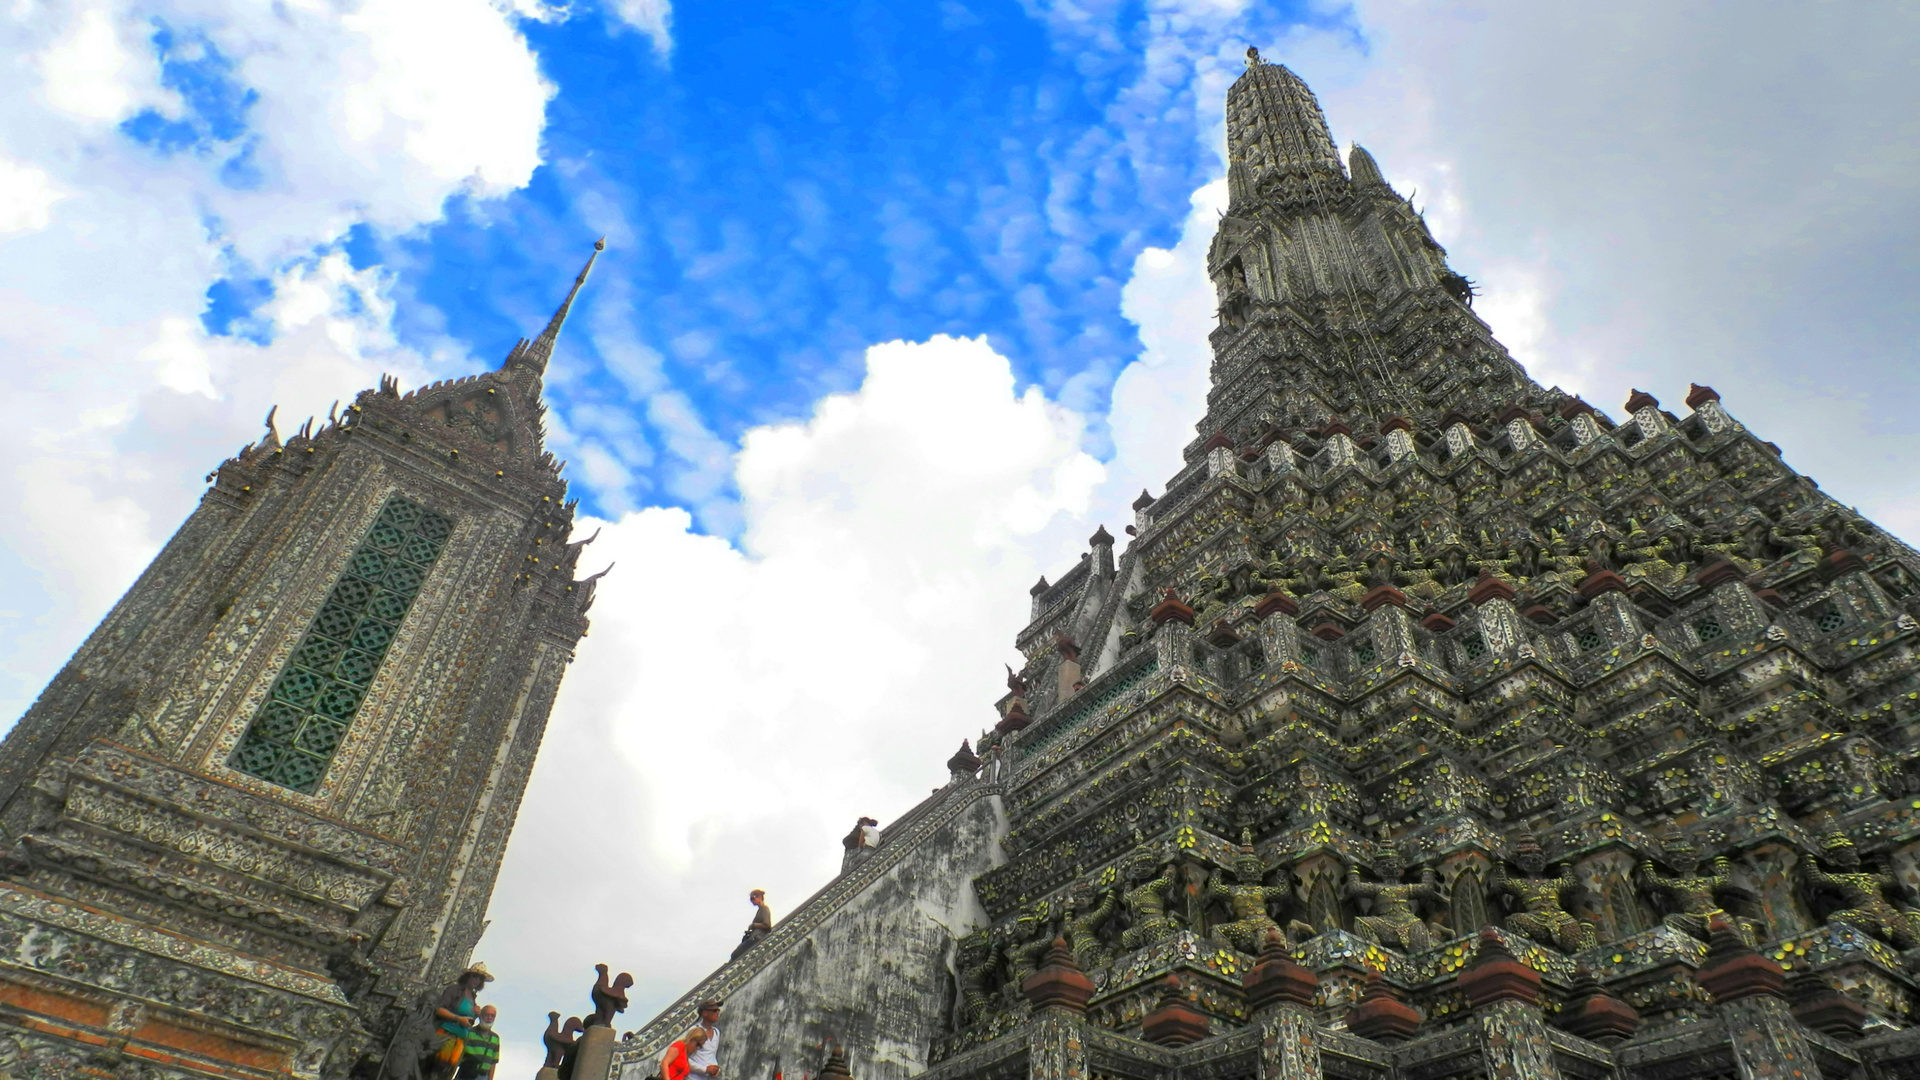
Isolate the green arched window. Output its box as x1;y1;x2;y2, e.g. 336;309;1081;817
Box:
230;496;451;793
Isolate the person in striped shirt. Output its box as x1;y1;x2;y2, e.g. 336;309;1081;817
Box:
456;1005;501;1080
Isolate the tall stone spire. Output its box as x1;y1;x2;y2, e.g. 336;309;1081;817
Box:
0;235;604;1070
1225;52;1345;210
1202;54;1531;437
514;237;605;375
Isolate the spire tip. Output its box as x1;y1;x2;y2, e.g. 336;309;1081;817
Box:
509;239;603;377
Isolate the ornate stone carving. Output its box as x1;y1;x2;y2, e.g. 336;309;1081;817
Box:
1637;838;1763;947
1491;836;1596;953
1346;847;1445;953
1118;848;1179;950
1804;832;1920;948
1207;832;1302;955
0;248;605;1074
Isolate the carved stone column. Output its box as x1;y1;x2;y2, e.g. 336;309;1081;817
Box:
1458;930;1564;1080
1024;939;1093;1080
1695;919;1819;1080
1244;930;1324;1080
573;1024;619;1080
1150;590;1198;677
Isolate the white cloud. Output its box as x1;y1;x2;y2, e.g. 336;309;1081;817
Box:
32;6;163;122
140;317;219;397
605;0;673;57
481;335;1115;1074
474;154;1227;1076
1099;179;1224;505
0;158;68;234
475;113;1232;1078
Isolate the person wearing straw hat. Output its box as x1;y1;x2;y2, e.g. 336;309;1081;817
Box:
426;963;494;1079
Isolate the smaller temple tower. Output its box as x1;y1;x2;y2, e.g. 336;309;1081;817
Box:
0;243;608;1078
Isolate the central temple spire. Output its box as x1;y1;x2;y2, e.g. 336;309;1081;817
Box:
1225;57;1345;210
617;57;1920;1080
1200;58;1536;442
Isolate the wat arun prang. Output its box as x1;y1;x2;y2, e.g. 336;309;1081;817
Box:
616;54;1920;1080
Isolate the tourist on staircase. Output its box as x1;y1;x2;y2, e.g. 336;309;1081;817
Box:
660;1026;710;1080
731;890;774;958
456;1005;501;1080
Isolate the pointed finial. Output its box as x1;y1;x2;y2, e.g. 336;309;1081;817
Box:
263;405;281;447
513;239;605;376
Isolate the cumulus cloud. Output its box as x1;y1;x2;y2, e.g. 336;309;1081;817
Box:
1097;179;1224;508
32;6;165;122
0;0;554;717
481;335;1111;1074
477;154;1229;1077
0;158;69;235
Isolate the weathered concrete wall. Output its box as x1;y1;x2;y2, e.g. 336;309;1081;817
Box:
616;779;1006;1080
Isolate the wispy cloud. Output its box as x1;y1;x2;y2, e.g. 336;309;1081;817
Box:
606;0;673;57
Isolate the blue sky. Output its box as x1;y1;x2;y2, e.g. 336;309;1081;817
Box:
10;1;1920;1073
282;0;1347;528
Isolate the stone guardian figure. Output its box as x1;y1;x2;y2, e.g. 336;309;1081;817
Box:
1638;838;1765;947
955;929;999;1027
1120;847;1180;950
1347;847;1447;953
1804;832;1920;948
1492;834;1598;953
1002;898;1058;989
1062;887;1119;970
1206;831;1296;954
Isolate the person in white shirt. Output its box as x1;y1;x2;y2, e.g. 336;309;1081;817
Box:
687;999;722;1079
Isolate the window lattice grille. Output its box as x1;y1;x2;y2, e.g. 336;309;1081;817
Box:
1812;600;1848;634
1353;641;1377;667
229;497;451;794
1693;615;1725;643
1461;631;1488;661
1575;628;1604;652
